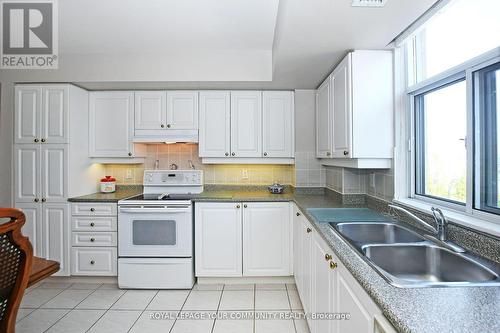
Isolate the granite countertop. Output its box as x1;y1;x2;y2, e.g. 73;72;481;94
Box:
67;185;143;202
67;185;500;333
292;195;500;333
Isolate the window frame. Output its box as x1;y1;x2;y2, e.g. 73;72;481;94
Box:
474;62;500;216
413;77;467;206
394;43;500;234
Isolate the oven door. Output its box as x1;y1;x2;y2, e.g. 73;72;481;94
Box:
118;204;192;257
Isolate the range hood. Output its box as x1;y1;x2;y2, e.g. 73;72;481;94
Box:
133;129;198;143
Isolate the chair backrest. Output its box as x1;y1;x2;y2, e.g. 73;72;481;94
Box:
0;208;33;333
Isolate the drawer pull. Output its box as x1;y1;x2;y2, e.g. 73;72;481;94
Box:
330;262;338;270
296;212;301;216
90;222;95;227
306;228;312;233
90;260;95;265
325;254;332;261
90;238;95;242
90;208;95;212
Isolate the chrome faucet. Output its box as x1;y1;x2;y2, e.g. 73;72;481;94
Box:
431;207;447;241
388;204;465;252
388;204;437;234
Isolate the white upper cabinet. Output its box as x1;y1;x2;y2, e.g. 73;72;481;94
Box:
316;79;332;158
166;91;199;129
316;50;393;168
195;202;242;277
199;91;231;157
331;55;352;158
242;202;290;276
41;85;69;144
262;91;294;158
134;91;167;130
15;85;69;144
89;92;135;158
15;86;41;144
230;91;262;157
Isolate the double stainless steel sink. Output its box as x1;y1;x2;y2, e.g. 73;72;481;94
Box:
331;222;500;288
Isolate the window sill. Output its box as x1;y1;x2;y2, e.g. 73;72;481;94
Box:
393;198;500;238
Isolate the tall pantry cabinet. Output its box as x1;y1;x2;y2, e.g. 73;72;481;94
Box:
14;84;103;276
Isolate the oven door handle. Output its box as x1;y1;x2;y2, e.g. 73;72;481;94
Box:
119;207;190;214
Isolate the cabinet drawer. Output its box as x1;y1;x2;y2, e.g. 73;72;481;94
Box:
71;203;117;216
72;232;117;247
72;216;117;231
71;247;117;276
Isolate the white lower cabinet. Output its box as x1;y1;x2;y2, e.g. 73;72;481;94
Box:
293;204;396;333
312;232;335;333
42;204;71;276
293;208;314;328
15;202;70;276
71;247;117;276
243;202;290;276
195;202;243;277
70;202;118;276
195;202;291;277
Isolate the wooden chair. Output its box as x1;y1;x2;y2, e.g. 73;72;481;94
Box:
0;208;33;333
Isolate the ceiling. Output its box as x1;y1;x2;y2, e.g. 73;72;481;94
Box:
2;0;437;89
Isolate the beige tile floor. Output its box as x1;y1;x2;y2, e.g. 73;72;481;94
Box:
16;279;310;333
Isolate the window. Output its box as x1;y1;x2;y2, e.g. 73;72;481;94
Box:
409;0;500;85
415;79;467;204
397;0;500;224
476;63;500;214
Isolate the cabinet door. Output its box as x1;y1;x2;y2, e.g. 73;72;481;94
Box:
166;91;199;129
15;85;41;144
293;207;303;292
42;204;70;276
331;54;352;158
262;91;294;158
300;218;314;327
242;202;290;276
89;92;134;157
41;85;69;144
14;145;40;203
199;91;231;157
15;203;42;256
316;79;333;158
230;91;262;157
336;265;373;333
195;202;242;277
41;144;68;203
135;91;167;130
312;233;336;333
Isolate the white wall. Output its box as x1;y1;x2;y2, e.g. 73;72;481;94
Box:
294;89;325;187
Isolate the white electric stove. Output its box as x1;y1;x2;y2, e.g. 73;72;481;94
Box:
117;170;203;289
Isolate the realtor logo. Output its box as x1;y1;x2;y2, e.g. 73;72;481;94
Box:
1;0;58;69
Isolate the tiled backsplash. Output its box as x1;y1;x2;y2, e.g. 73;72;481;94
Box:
104;143;295;185
325;165;394;202
102;143;394;201
294;151;325;187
